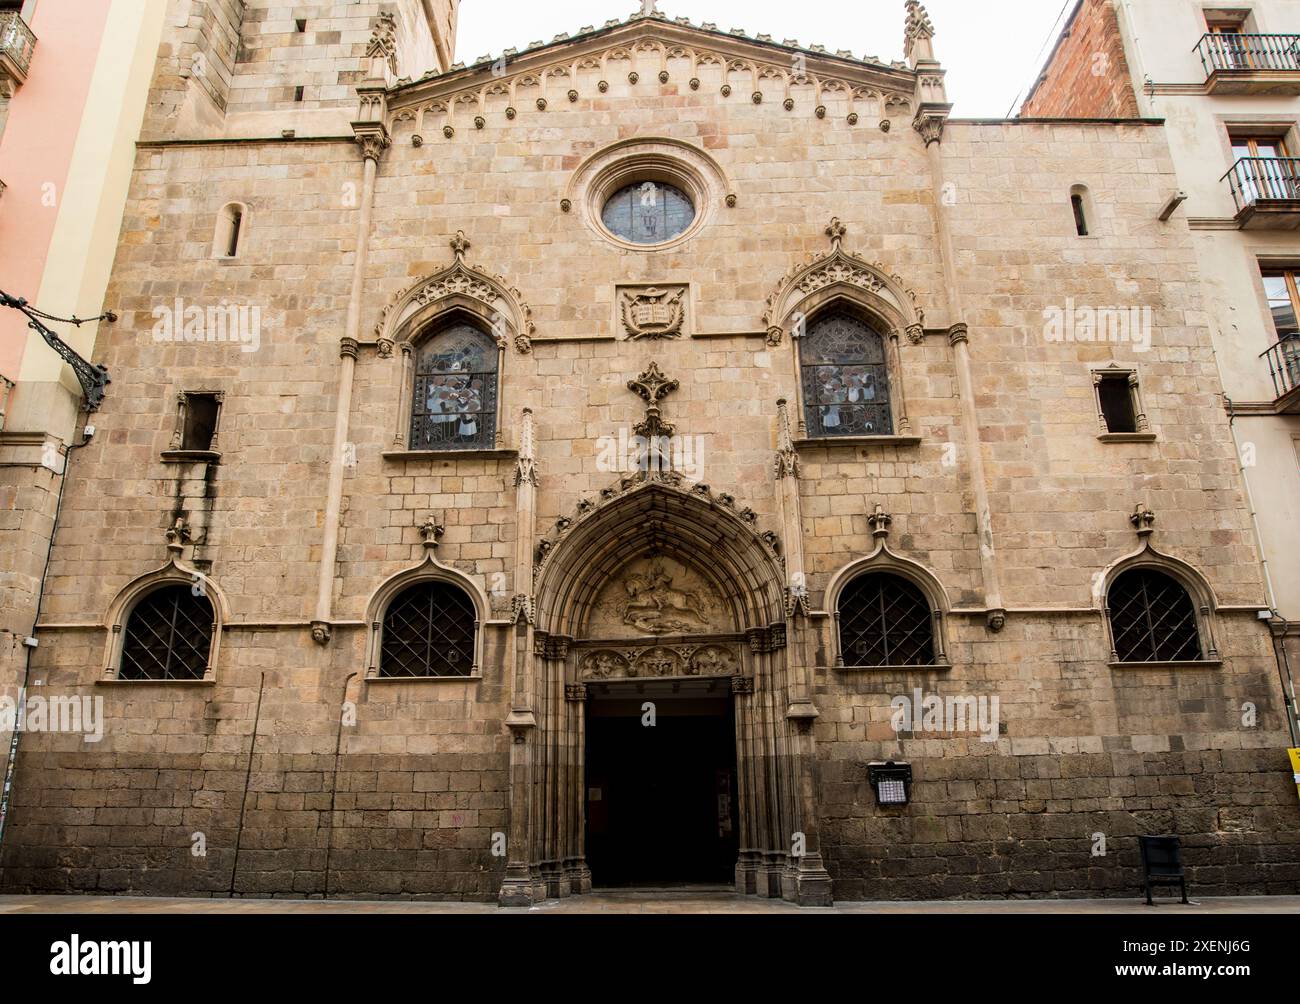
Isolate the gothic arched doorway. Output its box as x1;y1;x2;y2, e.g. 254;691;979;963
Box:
499;475;830;904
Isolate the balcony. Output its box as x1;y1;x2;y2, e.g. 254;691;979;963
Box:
1222;157;1300;229
1196;33;1300;94
0;10;35;92
1261;335;1300;414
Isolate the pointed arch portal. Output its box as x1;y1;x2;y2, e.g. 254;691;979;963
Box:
500;478;833;905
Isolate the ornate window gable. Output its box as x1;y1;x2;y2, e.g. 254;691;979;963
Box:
823;541;950;668
373;231;535;356
769;220;925;440
762;218;925;346
363;550;494;679
378;233;528;453
1098;539;1220;664
102;554;229;682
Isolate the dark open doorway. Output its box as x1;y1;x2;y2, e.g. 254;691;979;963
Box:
584;680;739;887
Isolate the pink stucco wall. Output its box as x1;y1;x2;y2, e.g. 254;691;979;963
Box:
0;0;113;379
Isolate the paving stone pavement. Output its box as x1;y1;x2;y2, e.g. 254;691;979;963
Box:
0;888;1296;914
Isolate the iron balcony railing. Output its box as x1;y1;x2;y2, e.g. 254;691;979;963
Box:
1261;334;1300;402
1196;32;1300;74
1221;156;1300;212
0;11;35;79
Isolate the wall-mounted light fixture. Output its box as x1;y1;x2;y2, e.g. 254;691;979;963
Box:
868;760;912;806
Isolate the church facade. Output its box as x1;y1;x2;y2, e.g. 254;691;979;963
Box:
0;0;1296;905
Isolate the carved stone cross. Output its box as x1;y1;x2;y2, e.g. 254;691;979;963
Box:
627;361;680;470
639;0;659;16
627;360;679;405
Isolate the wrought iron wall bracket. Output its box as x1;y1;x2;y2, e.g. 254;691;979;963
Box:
0;290;113;411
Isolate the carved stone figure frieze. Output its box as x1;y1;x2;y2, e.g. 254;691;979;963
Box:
578;643;739;681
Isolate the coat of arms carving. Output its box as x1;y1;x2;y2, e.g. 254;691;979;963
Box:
619;285;687;340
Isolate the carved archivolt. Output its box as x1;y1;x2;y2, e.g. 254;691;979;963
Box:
535;471;782;579
532;474;789;640
579;643;740;681
373;232;535;354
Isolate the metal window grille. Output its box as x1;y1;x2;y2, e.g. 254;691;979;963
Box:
119;585;214;680
410;323;497;450
838;572;934;667
1108;569;1202;663
380;581;477;678
800;312;893;437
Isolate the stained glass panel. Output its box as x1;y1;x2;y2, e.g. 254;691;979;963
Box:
601;181;695;244
410;323;498;450
800;312;893;437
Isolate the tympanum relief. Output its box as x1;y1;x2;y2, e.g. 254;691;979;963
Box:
587;556;725;637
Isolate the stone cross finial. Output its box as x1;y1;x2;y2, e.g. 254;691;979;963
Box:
420;516;446;551
825;217;846;251
638;0;659;16
627;360;679;405
868;503;893;540
449;230;471;262
1130;504;1156;538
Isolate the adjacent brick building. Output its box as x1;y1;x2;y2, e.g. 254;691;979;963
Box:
1021;0;1140;119
0;1;1295;905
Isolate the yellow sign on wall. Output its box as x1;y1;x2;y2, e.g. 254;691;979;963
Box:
1289;749;1300;805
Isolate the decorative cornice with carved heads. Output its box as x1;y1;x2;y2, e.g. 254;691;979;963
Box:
382;19;916;137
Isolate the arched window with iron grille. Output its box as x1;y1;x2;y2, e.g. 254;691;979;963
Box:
409;322;498;450
119;584;215;680
379;580;478;677
800;311;893;437
1107;568;1203;663
837;571;934;667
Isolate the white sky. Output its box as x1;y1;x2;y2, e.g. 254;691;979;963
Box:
455;1;1076;118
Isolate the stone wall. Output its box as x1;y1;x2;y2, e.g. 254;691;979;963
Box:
0;23;1294;901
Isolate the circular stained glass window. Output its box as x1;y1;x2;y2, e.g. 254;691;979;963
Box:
601;181;696;245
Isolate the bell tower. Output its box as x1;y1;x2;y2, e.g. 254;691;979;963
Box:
147;0;459;137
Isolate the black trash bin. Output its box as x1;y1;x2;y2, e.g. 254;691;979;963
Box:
1138;835;1189;906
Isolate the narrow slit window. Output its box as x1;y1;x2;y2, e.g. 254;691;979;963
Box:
225;206;242;256
295;18;307;33
1071;193;1089;236
294;85;305;102
214;203;245;259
